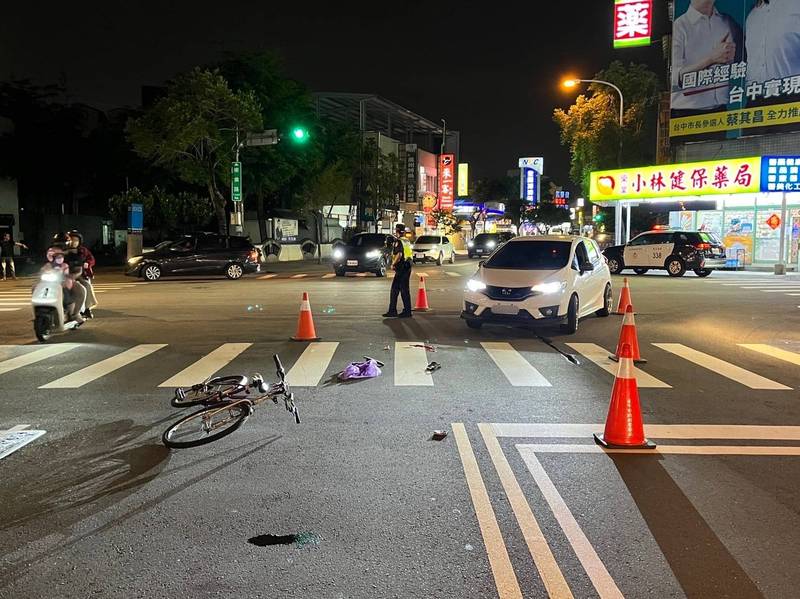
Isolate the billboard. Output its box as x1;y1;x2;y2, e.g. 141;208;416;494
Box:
670;0;800;138
438;154;455;211
404;144;418;204
457;163;469;197
614;0;653;48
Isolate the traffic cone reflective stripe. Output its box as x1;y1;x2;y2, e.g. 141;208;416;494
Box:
594;342;655;449
609;304;646;364
291;292;321;342
414;275;431;311
615;277;633;315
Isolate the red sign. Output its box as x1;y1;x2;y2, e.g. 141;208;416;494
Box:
438;154;455;211
766;214;781;230
613;0;652;49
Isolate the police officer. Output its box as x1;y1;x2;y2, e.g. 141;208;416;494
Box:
383;224;413;318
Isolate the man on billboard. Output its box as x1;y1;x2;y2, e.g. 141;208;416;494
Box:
745;0;800;89
671;0;743;112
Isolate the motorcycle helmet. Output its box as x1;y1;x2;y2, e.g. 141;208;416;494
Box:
50;233;70;250
67;230;83;244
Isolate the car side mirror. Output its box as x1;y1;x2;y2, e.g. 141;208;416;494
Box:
581;262;595;273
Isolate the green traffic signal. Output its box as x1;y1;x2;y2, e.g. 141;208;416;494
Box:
290;127;309;143
593;213;604;222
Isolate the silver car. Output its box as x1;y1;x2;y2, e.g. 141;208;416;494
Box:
412;235;456;266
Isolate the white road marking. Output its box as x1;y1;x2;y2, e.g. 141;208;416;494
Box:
491;422;800;440
285;342;339;387
0;308;21;312
158;343;252;387
652;343;791;390
322;273;336;279
0;302;28;306
478;424;574;598
517;447;624;599
290;274;308;279
445;271;462;278
739;343;800;367
0;429;46;461
518;443;800;456
0;424;30;434
759;289;800;293
394;342;434;386
258;274;278;280
565;343;671;388
481;342;551;387
40;344;168;388
452;424;523;599
0;344;78;376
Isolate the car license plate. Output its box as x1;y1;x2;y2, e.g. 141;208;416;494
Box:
347;260;358;266
415;253;425;259
493;303;519;315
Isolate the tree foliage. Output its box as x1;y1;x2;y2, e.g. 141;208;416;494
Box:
430;209;461;235
126;68;263;233
360;139;401;231
523;202;571;228
554;61;660;194
108;187;213;239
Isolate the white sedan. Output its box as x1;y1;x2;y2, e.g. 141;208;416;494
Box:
461;235;612;334
412;235;456;266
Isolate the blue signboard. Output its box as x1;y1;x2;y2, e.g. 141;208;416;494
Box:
761;156;800;193
128;203;144;233
521;168;539;204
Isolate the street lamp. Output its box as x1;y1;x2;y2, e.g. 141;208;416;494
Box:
562;79;624;127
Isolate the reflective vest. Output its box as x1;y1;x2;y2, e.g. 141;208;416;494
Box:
400;238;413;260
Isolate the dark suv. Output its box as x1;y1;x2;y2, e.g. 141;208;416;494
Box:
331;233;395;277
467;232;515;259
603;230;727;277
126;233;261;281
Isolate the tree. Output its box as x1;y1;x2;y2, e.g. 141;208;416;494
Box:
108;186;213;240
554;61;660;195
126;68;263;234
430;209;461;235
360;139;401;232
523;203;571;229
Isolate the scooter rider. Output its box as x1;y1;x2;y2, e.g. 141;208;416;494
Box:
67;230;97;318
47;235;86;325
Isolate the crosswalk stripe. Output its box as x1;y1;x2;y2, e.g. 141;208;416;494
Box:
322;273;336;279
258;274;278;280
788;294;800;296
40;344;168;388
394;342;434;386
290;274;308;279
481;342;551;387
285;342;339;387
739;344;800;367
565;343;671;388
0;302;28;306
445;271;462;278
158;343;252;387
760;289;800;293
0;308;21;312
0;344;78;376
652;343;791;390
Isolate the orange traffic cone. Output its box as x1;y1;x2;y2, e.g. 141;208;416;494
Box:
609;305;646;364
615;277;633;315
290;292;320;342
594;342;656;449
413;275;431;312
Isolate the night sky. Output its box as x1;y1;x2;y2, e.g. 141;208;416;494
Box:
2;1;668;187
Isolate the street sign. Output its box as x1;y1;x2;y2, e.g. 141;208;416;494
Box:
128;203;143;233
231;162;242;202
766;214;781;230
246;129;279;147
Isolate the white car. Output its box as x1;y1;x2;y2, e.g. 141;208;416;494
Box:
461;235;612;334
412;235;456;265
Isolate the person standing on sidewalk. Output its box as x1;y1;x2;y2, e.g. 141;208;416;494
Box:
384;224;414;318
1;233;27;280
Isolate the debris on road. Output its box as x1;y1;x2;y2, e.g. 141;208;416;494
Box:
425;361;441;373
431;430;448;441
412;344;437;352
322;305;336;314
338;357;382;380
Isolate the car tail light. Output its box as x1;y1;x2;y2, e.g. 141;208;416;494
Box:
249;249;258;261
694;243;711;251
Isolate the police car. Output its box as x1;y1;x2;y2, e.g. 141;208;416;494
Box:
602;230;727;277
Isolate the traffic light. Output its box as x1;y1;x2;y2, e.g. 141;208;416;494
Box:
593;212;604;223
290;127;309;143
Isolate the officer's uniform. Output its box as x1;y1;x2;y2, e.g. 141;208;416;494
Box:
387;236;413;316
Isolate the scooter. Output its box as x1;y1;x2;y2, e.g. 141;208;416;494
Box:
31;270;85;342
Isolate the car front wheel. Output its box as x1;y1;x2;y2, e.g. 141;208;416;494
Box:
376;260;387;277
142;264;162;281
225;263;244;280
436;252;443;266
607;256;623;275
561;294;579;334
666;256;686;277
449;251;455;264
466;320;482;330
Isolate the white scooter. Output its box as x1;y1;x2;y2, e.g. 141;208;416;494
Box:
31;270;85;342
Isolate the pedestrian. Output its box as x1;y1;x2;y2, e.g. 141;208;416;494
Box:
383;224;413;318
1;232;27;280
66;230;98;318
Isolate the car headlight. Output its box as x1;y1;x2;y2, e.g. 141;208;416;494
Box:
531;282;566;295
332;248;344;260
486;241;496;249
467;279;487;292
366;250;381;258
467;241;474;248
127;256;142;265
41;272;60;282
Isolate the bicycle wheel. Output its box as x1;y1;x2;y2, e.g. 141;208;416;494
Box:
162;401;252;449
170;375;247;408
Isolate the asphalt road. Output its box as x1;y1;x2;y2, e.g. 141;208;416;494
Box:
2;259;800;598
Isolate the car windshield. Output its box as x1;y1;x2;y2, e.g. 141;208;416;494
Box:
474;234;499;244
350;234;386;248
485;241;572;270
416;236;440;244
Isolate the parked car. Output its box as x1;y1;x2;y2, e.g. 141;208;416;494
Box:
331;233;395;277
126;233;261;281
412;235;456;265
467;232;515;259
461;235;612;334
603;230;727;277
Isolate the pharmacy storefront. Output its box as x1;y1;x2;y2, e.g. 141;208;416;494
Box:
590;156;800;269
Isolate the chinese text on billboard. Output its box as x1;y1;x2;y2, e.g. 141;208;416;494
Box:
438;154;455;211
614;0;653;48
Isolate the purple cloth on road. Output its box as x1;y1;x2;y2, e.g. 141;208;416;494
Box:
339;359;382;380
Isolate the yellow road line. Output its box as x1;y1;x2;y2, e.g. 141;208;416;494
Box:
452;423;522;599
478;424;573;598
